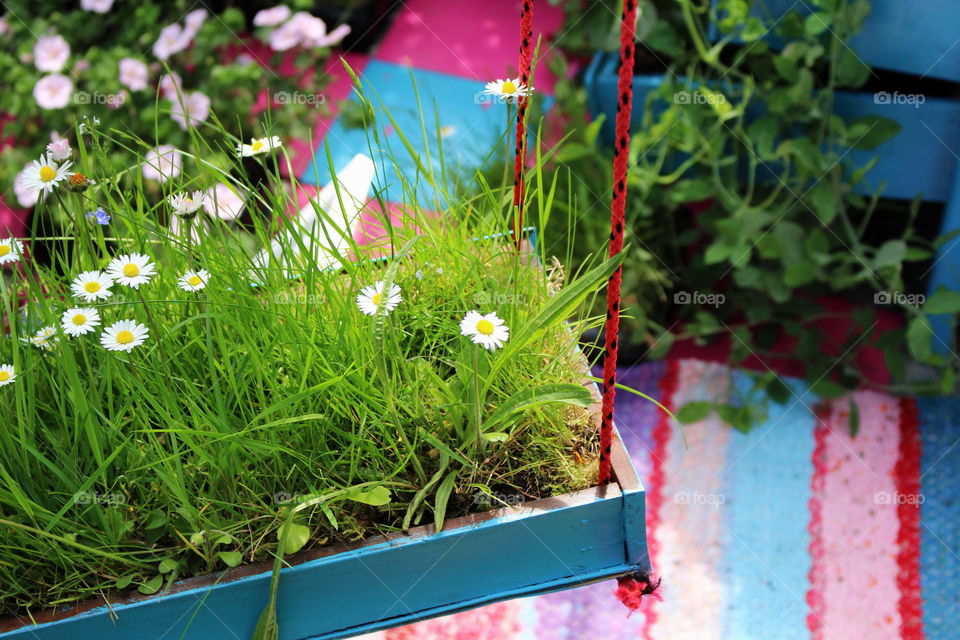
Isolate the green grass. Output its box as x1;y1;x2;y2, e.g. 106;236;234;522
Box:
0;77;623;618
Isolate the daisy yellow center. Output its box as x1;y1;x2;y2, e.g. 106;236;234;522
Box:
476;319;495;335
0;371;9;382
116;330;135;345
372;293;383;306
72;314;87;325
252;140;265;151
39;165;57;182
0;246;9;257
501;81;517;94
84;281;101;293
123;263;140;277
187;275;202;286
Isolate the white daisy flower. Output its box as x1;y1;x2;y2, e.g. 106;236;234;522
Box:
238;136;283;157
0;364;15;386
0;238;24;265
460;310;510;350
356;281;402;316
100;320;149;352
71;270;114;302
178;268;210;292
19;153;72;195
483;78;533;102
168;190;206;217
30;325;59;351
61;307;101;337
106;253;156;289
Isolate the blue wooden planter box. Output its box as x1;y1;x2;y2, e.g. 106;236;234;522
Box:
710;0;960;83
584;52;960;201
0;430;647;639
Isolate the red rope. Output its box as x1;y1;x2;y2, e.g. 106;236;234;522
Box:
597;0;637;486
512;0;534;249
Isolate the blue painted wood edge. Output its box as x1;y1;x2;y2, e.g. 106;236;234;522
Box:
311;561;640;640
1;432;647;639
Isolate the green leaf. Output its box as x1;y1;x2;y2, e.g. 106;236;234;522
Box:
218;551;243;567
158;558;178;574
676;401;712;424
773;56;799;82
810;378;846;399
804;12;832;35
807;183;838;224
433;470;458;532
766;377;792;404
924;288;960;315
874;240;907;268
138;574;163;595
115;574;134;590
345;485;392;506
480;383;594;434
277;521;310;555
847;115;901;150
906;315;932;361
482;432;509;443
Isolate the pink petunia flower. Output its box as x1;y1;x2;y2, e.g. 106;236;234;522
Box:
142;145;182;183
253;5;292;27
169;91;211;129
14;162;40;207
46;138;71;161
119;58;149;91
33;34;70;72
158;72;182;99
203;183;246;221
153;23;189;60
33;74;73;109
80;0;113;13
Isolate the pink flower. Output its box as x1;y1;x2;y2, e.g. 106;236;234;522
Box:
311;23;351;48
119;58;148;91
184;9;208;37
289;12;327;47
268;20;301;51
142;145;182;183
253;5;292;27
33;74;73;109
33;34;70;72
203;183;246;221
158;72;182;99
106;89;128;109
14;162;39;207
153;23;189;60
170;91;210;129
80;0;113;13
46;138;71;161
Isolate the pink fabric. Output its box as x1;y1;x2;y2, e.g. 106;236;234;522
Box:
375;0;565;94
808;393;903;639
646;359;730;639
0;199;27;237
385;600;522;639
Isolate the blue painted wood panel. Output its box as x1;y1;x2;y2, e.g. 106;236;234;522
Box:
1;434;646;640
584;53;960;201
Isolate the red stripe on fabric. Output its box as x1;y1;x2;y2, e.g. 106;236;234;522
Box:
641;358;679;640
896;397;925;640
806;403;831;638
597;0;638;485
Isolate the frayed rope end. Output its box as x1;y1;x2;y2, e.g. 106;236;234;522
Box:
614;572;662;615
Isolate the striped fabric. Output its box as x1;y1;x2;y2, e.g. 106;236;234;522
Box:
381;359;944;639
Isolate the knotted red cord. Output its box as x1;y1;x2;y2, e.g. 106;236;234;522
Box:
511;0;534;249
597;0;638;486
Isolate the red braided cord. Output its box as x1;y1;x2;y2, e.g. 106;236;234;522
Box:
512;0;534;248
598;0;637;486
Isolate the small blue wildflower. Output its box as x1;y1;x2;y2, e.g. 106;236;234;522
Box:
85;208;110;225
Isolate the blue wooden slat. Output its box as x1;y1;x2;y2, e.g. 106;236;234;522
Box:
584;52;960;201
2;430;645;640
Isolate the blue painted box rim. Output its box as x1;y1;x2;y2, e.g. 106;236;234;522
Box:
0;427;647;639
